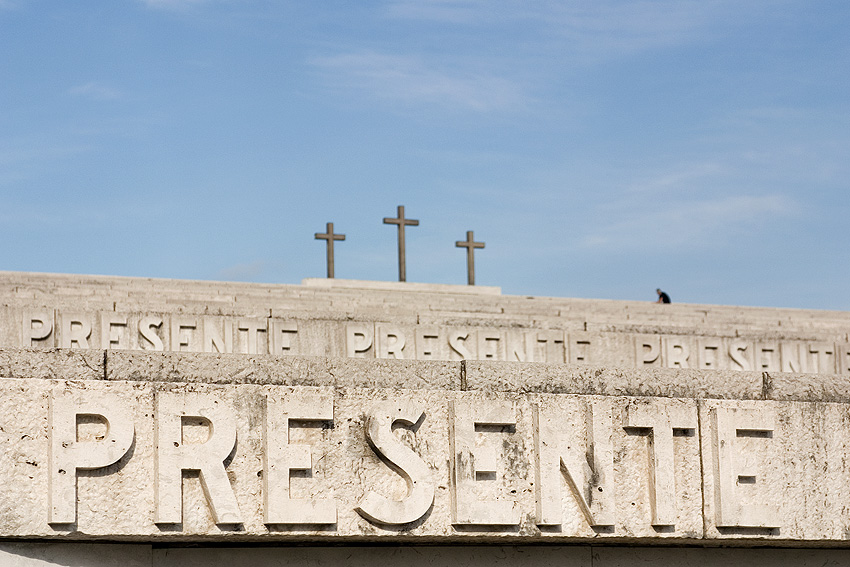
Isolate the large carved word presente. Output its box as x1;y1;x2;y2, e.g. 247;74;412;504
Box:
0;381;801;540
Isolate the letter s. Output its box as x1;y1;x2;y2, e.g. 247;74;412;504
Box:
355;402;434;525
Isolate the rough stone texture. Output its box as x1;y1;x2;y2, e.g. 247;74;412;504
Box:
699;398;850;541
765;370;850;402
0;347;103;381
6;347;850;405
0;378;705;542
7;271;850;377
105;351;460;390
464;361;764;400
8;272;850;555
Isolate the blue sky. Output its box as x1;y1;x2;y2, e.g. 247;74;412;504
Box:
1;1;849;309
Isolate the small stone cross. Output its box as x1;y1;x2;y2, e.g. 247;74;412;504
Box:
383;205;419;282
314;222;345;278
455;230;485;285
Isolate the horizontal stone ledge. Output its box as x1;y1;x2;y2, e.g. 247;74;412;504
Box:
3;347;850;403
105;350;460;391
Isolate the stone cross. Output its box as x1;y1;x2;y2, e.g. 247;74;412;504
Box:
455;230;485;286
383;205;419;282
314;222;345;279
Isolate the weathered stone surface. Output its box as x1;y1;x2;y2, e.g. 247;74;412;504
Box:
6;272;850;377
105;351;459;390
0;378;708;541
464;361;763;400
8;271;850;557
105;351;335;387
765;370;850;402
0;347;102;381
699;398;850;541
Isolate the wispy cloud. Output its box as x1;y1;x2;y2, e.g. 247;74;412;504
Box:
310;51;528;112
623;162;728;195
582;193;794;250
69;82;121;101
386;0;762;60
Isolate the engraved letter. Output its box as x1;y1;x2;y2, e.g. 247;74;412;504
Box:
169;317;198;352
697;338;723;370
808;342;835;374
449;399;520;525
346;323;373;358
356;402;434;525
139;316;164;351
264;393;335;524
838;344;850;375
448;329;474;360
270;320;298;355
728;340;753;371
534;399;615;528
23;311;53;347
203;318;233;354
59;312;92;349
636;336;661;367
100;314;129;349
155;392;241;525
48;387;134;524
780;342;806;373
476;330;505;360
376;324;406;359
623;400;696;526
710;405;777;528
567;334;590;365
755;342;780;371
414;327;442;360
237;318;267;354
663;337;690;368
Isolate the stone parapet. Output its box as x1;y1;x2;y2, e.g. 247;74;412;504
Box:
3;346;850;404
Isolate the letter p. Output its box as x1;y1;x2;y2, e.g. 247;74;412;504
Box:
48;387;134;524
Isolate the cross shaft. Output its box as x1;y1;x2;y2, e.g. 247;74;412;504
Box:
314;222;345;278
455;230;485;285
383;205;419;282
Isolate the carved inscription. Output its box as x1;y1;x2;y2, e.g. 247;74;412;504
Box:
449;400;520;526
154;392;241;525
20;312;850;375
710;405;778;529
355;402;434;525
32;383;803;539
263;393;336;525
533;399;615;528
48;387;134;524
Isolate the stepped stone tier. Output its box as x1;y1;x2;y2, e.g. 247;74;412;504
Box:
3;271;850;566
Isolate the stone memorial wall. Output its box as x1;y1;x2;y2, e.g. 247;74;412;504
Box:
1;349;850;545
2;272;850;565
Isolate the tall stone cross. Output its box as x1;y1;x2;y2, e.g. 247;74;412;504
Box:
383;205;419;282
455;230;485;286
314;222;345;279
